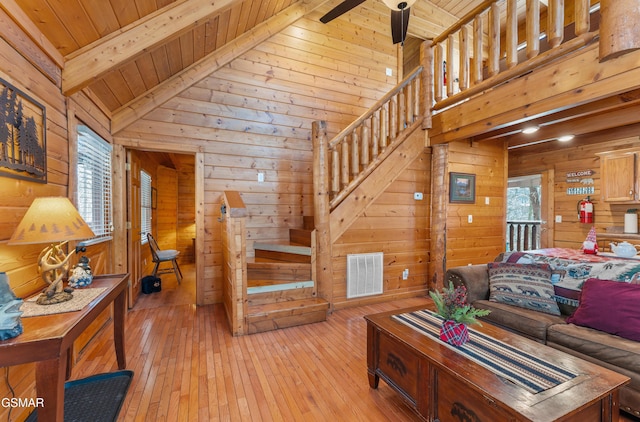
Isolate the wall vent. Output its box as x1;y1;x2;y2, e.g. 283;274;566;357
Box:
346;252;383;299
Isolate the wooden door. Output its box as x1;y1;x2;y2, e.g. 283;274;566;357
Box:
127;150;142;308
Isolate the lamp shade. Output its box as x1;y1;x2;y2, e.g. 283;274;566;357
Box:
8;197;95;245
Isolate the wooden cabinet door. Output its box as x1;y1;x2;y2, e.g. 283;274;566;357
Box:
600;152;637;202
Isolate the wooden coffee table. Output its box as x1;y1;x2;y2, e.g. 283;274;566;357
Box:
365;304;630;422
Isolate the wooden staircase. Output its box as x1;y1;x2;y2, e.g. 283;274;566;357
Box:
245;217;329;334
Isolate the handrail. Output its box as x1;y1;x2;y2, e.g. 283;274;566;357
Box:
321;66;425;208
329;66;423;149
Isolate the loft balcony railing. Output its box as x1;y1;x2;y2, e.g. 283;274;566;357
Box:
428;0;599;114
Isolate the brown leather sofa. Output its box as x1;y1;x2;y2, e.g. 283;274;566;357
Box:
445;264;640;418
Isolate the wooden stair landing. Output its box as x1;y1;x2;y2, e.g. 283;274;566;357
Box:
246;226;327;334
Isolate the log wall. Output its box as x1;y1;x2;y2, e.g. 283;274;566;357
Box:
445;139;508;270
116;15;399;304
332;150;432;308
0;18;114;422
509;125;640;248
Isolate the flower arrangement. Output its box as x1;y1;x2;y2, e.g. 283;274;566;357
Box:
429;281;490;326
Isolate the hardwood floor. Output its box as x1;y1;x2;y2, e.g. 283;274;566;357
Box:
71;265;639;421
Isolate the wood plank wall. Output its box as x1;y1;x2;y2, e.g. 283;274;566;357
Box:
446;139;508;269
0;20;113;422
116;15;399;304
176;155;196;264
157;165;179;250
509;125;640;248
332;151;432;308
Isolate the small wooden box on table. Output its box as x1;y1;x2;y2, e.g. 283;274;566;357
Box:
366;303;630;422
0;273;129;422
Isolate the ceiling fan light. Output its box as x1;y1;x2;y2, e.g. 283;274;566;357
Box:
382;0;416;11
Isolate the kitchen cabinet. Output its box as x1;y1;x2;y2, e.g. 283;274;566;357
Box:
598;148;639;203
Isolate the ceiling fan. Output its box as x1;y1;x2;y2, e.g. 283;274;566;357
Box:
319;0;416;45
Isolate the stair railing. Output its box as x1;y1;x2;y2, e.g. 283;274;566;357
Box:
325;65;426;209
432;0;598;112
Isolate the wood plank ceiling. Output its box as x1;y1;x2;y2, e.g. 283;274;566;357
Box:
13;0;484;123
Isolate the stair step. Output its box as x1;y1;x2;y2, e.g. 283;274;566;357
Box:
247;260;311;281
302;216;314;230
247;280;314;294
247;286;315;306
254;242;311;263
246;298;329;334
289;228;312;246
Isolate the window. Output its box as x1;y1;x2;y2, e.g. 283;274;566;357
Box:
77;125;112;240
141;170;152;244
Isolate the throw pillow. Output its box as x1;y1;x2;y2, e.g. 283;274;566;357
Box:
487;262;561;316
566;278;640;341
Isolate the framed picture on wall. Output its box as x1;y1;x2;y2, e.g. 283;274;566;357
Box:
449;172;476;203
0;77;47;183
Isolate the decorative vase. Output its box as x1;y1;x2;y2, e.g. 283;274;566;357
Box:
0;272;23;341
440;320;469;346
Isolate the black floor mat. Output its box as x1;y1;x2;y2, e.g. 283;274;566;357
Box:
26;370;133;422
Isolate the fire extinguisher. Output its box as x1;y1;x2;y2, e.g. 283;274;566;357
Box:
578;196;594;224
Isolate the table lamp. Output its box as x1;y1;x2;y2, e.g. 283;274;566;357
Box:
8;197;95;305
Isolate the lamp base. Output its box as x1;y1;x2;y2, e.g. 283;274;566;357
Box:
36;291;73;305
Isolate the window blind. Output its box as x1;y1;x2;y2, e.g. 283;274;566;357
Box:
141;170;152;244
77;125;112;239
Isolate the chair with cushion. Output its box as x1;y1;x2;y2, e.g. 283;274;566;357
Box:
147;233;182;283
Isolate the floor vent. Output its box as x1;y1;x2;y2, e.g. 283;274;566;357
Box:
346;252;383;299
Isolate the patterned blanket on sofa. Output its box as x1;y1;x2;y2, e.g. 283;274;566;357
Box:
500;249;640;308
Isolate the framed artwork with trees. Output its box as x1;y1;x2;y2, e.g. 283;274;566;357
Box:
0;78;47;183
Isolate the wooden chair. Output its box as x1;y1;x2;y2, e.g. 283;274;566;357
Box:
147;233;182;284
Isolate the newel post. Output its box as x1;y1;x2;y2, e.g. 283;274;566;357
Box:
421;40;433;130
312;121;334;307
599;0;640;61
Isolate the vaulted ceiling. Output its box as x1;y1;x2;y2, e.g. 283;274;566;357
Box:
12;0;485;125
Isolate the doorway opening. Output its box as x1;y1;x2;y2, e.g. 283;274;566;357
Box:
507;174;542;252
126;149;198;308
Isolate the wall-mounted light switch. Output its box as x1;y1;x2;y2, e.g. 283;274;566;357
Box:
258;172;265;182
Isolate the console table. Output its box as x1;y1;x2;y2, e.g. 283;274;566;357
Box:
0;273;129;421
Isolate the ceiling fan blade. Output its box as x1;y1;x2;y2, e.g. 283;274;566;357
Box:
320;0;367;23
391;8;410;45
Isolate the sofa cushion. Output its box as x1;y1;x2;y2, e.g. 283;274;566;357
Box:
487;262;561;316
566;278;640;341
473;299;566;342
547;322;640;374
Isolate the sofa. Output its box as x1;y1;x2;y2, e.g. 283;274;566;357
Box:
445;249;640;418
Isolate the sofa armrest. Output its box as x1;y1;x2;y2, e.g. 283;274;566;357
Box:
444;264;490;303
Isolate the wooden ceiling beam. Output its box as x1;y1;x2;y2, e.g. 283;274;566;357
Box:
0;0;64;68
111;0;329;134
62;0;245;96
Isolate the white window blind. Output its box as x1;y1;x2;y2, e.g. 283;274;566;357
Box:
77;125;112;239
141;170;152;244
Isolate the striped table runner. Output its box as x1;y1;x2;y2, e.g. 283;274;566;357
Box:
392;310;578;394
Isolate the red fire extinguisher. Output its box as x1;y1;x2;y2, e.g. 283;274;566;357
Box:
578;196;594;224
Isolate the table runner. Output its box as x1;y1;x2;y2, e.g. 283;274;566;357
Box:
21;287;107;317
392;309;578;394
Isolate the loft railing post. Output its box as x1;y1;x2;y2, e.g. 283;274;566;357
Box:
488;2;500;77
600;0;640;61
312;120;333;306
506;0;518;69
526;0;540;59
547;0;564;48
421;40;433;129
